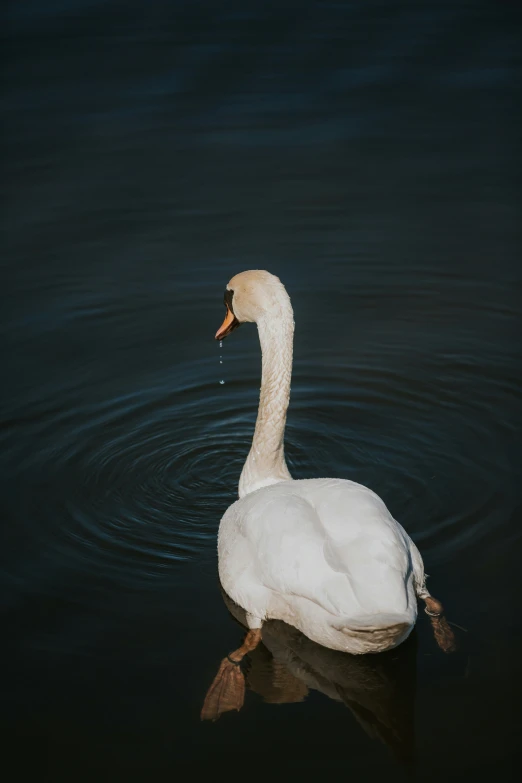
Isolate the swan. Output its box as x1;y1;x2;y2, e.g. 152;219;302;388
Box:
202;270;454;719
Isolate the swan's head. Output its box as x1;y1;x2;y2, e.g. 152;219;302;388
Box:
215;270;291;340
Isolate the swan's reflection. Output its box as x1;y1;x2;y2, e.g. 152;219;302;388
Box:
204;591;417;762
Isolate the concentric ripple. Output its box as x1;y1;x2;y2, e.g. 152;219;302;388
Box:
1;322;519;602
0;365;259;593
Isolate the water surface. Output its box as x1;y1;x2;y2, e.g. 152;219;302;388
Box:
2;2;521;780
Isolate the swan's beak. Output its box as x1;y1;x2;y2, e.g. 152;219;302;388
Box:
215;305;240;340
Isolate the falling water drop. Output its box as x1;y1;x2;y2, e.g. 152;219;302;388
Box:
218;342;224;383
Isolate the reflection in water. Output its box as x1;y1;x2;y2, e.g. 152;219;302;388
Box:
204;592;418;763
248;625;416;763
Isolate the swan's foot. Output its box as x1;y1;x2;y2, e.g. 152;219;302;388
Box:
428;613;457;653
201;628;262;721
200;657;246;721
423;596;457;653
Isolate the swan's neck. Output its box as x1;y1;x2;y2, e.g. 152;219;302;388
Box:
238;309;294;498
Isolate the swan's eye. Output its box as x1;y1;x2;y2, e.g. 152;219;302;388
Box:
215;288;240;341
224;288;235;313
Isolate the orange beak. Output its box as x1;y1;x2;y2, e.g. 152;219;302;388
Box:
215;304;240;340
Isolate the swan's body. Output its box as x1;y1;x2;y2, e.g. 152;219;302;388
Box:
213;271;434;657
219;478;426;653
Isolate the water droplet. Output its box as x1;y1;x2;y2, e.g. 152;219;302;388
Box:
219;361;223;364
219;341;223;348
219;380;225;385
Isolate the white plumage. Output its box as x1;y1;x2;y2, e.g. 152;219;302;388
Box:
219;478;427;653
214;271;431;655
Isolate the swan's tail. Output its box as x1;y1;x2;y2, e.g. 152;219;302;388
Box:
338;614;412;652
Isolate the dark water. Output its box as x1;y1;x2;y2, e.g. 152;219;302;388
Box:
2;2;521;780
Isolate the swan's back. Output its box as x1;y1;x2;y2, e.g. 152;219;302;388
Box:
218;479;418;644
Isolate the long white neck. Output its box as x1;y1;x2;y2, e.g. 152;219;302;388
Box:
238;304;294;498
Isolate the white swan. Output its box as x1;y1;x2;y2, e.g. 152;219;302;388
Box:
202;270;453;720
